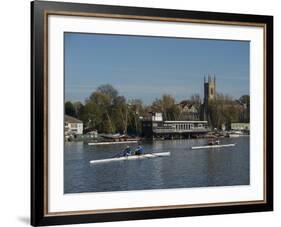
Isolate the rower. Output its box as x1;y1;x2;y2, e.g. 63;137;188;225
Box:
122;146;132;156
135;145;144;156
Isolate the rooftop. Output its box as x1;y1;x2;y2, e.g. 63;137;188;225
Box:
65;115;83;123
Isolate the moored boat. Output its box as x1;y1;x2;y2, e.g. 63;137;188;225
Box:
88;141;139;146
227;130;244;137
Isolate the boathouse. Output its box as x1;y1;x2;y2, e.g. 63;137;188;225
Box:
142;112;209;139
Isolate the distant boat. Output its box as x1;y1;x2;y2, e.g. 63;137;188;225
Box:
191;144;236;150
99;133;125;139
228;134;240;138
228;131;244;137
89;152;170;164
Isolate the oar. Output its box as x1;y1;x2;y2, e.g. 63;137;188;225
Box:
112;149;126;158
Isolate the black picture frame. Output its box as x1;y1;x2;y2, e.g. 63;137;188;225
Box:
31;0;273;226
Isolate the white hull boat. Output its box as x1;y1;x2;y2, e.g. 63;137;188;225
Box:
228;134;241;138
90;152;170;164
88;141;138;146
191;144;236;150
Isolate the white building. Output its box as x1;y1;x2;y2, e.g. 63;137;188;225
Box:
65;115;83;135
231;122;250;131
152;112;163;122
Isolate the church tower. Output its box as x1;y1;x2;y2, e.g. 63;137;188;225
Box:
203;75;216;121
204;75;216;104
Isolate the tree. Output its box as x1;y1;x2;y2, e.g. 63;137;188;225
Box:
239;95;250;105
79;101;102;130
111;96;127;133
127;99;145;135
190;94;201;105
73;101;84;118
89;91;111;105
151;98;163;113
65;101;76;117
87;91;114;133
238;95;250;122
151;94;180;121
166;104;181;121
96;84;118;102
208;93;240;130
68;85;147;134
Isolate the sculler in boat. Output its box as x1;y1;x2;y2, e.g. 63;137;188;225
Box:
121;144;144;157
134;145;144;155
191;138;235;150
122;146;132;157
208;139;220;146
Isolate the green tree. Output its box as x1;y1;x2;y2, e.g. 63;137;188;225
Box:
96;84;118;103
78;101;100;131
65;101;76;117
208;93;240;130
73;101;84;118
111;96;127;133
87;91;114;133
151;94;180;120
239;95;250;105
239;95;250;122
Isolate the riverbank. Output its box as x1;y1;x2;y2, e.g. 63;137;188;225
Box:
65;130;249;143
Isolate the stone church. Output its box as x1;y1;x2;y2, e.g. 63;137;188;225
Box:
202;75;216;121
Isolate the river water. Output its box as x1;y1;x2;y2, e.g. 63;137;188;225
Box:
64;137;249;193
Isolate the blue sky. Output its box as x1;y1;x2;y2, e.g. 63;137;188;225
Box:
64;32;249;104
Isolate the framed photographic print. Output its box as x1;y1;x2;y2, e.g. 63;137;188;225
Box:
31;0;273;226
